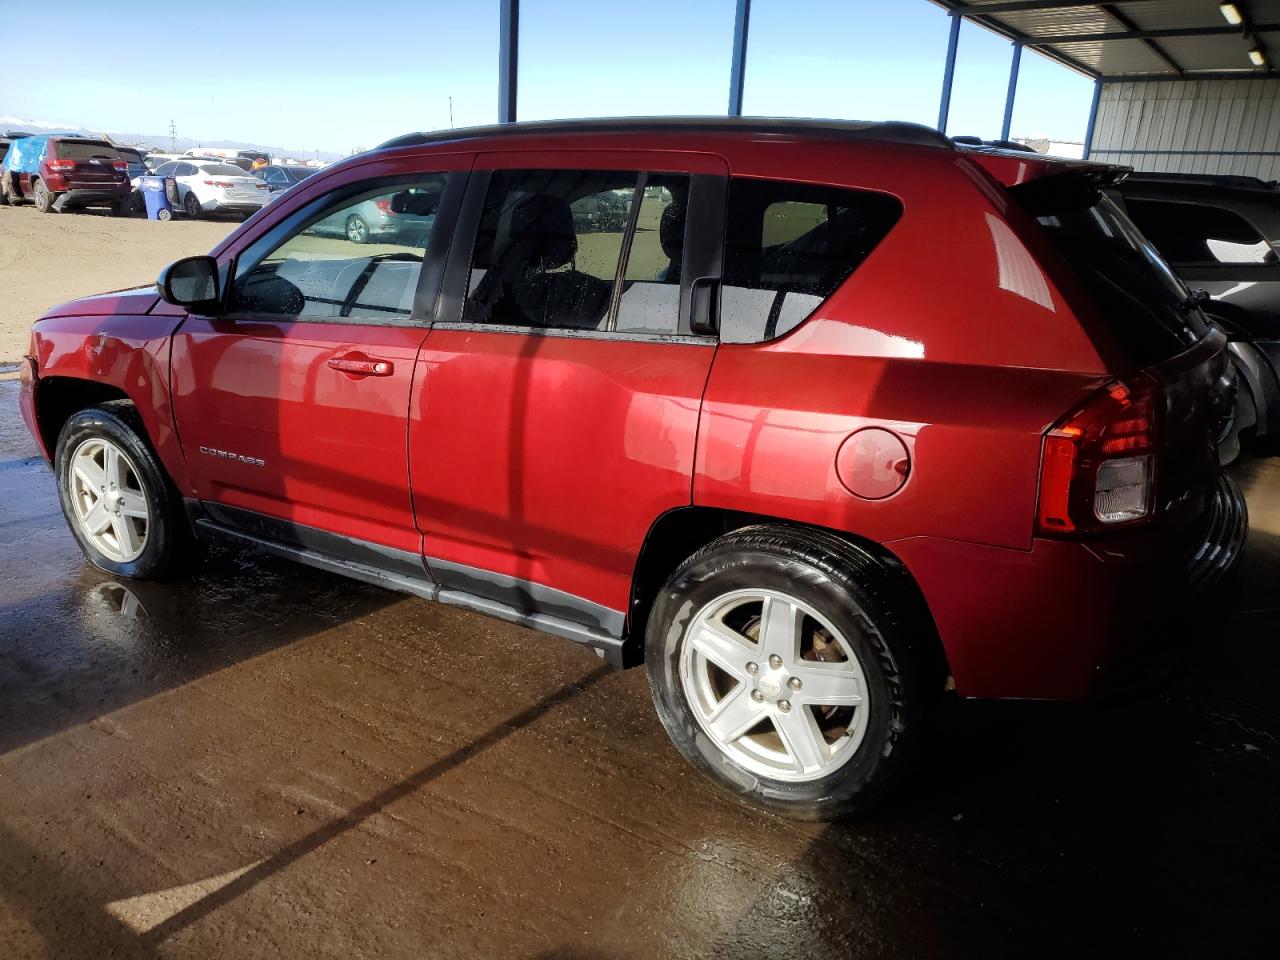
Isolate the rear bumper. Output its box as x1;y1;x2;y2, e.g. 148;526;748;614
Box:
891;472;1248;701
58;187;129;207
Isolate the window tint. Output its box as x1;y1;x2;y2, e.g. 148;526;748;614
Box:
196;163;248;178
53;140;121;161
263;167;287;184
1032;192;1208;366
1123;197;1276;265
616;177;689;334
720;179;903;343
153;161;178;176
174;163;197;177
229;175;445;323
464;170;639;330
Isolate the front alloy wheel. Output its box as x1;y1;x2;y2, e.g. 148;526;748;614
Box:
68;437;150;562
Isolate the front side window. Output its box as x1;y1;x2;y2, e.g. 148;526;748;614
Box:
720;179;903;344
229;175;446;323
1123;197;1276;266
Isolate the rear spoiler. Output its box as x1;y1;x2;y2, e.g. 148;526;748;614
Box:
1007;166;1131;218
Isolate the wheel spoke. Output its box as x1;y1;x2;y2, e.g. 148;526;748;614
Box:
705;685;763;744
103;445;123;488
82;500;112;536
790;662;864;706
757;594;802;663
774;707;829;774
73;456;106;491
690;619;755;681
111;516;141;557
119;490;148;519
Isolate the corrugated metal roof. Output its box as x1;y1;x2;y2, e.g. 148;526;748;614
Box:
934;0;1280;79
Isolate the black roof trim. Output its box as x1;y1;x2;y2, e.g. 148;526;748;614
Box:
376;116;953;153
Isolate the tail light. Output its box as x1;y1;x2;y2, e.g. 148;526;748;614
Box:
202;180;235;188
373;198;394;214
112;160;128;172
47;159;76;172
1037;377;1160;534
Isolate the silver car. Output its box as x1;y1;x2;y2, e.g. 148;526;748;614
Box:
310;188;437;245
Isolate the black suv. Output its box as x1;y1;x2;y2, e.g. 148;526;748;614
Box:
1114;173;1280;461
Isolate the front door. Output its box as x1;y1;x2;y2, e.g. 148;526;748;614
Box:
170;162;467;559
410;151;727;631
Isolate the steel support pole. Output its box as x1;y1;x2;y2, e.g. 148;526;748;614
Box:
1083;78;1102;159
1000;42;1023;141
728;0;751;116
499;0;519;123
937;13;961;134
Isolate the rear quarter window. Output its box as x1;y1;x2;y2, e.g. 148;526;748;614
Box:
720;179;902;344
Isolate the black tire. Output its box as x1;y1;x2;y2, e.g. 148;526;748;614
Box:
345;214;370;244
183;191;202;219
54;402;199;580
645;525;938;820
1218;367;1257;466
33;179;56;214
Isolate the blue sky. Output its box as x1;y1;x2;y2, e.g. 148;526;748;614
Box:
2;0;1094;153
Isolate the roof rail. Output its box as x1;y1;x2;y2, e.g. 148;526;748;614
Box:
377;116;953;152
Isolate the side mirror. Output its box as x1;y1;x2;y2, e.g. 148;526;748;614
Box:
157;255;219;312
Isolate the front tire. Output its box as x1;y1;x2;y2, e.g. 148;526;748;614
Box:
55;402;196;580
183;191;202;219
645;526;936;820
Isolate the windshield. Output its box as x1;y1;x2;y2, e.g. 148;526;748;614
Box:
197;163;249;177
54;141;122;161
1032;190;1208;367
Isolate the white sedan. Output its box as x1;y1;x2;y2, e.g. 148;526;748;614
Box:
146;158;269;218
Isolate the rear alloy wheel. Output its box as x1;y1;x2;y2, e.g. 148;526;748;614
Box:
183;191;202;219
33;179;55;213
345;214;370;244
646;526;935;820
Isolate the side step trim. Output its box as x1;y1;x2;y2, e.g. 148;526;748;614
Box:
189;506;627;666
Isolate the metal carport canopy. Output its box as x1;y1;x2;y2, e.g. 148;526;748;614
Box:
933;0;1280;80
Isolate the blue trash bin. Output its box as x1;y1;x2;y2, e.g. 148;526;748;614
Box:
140;176;174;221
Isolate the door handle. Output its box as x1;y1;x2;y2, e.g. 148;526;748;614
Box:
328;354;394;378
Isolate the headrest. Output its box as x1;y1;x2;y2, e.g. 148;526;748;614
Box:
510;193;577;270
659;202;685;261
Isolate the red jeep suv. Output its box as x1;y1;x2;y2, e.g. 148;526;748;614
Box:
18;119;1246;819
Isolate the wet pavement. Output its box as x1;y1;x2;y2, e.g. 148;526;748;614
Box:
1;377;1278;959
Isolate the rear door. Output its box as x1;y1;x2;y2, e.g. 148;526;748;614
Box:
169;156;470;561
409;150;727;629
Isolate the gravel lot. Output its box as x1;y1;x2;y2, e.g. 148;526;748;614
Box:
0;204;234;363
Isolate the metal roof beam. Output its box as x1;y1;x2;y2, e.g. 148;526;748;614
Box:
1099;2;1182;75
945;0;1163;13
1031;23;1280;44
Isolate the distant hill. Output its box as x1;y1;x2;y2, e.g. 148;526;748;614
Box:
0;115;344;162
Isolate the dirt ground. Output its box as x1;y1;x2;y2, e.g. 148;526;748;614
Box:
0;204;234;363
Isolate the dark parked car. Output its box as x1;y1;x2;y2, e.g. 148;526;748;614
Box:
1;135;131;214
18;119;1246;819
1114;172;1280;461
254;163;318;195
115;146;149;181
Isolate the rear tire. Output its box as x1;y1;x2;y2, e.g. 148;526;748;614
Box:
645;525;938;820
110;199;129;217
33;179;56;213
55;402;199;580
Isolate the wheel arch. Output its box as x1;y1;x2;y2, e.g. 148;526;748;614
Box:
625;505;948;682
33;376;134;457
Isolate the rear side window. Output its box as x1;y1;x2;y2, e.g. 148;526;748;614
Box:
720;179;902;344
53;140;121;161
463;169;690;334
1123;197;1276;266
